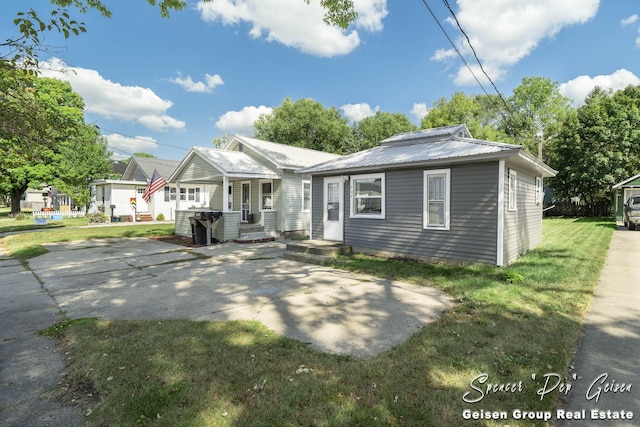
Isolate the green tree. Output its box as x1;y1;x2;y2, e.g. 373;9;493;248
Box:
503;76;574;158
0;70;107;214
53;125;112;211
550;85;640;209
346;111;417;153
253;97;351;153
421;92;509;142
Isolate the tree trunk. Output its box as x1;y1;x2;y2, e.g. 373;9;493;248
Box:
10;185;29;215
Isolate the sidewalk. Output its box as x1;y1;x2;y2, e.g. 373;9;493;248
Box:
556;225;640;426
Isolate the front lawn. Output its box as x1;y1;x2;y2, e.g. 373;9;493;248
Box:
43;218;614;426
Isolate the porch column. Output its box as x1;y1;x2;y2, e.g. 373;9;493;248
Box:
222;174;229;212
175;180;180;212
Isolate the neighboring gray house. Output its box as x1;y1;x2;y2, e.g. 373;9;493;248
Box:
297;125;557;266
169;135;341;241
613;172;640;222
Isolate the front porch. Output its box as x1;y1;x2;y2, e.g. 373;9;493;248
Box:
175;210;279;244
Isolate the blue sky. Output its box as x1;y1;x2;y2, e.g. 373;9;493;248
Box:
2;0;639;160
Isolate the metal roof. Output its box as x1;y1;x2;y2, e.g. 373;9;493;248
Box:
225;135;342;169
170;147;279;182
298;128;556;177
380;124;471;145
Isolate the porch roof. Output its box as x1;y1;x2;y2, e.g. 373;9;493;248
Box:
168;146;279;183
612;172;640;189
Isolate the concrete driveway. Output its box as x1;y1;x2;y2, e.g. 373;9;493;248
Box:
1;238;453;426
27;238;453;358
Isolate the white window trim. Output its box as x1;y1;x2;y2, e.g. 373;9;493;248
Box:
259;179;274;212
423;169;451;230
535;176;542;205
301;180;311;212
508;169;517;211
350;173;385;219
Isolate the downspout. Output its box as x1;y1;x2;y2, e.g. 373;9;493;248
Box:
497;160;505;266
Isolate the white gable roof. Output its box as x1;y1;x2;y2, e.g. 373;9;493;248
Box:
224;135;341;169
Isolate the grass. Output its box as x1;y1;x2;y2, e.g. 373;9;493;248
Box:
35;218;614;426
1;212;175;259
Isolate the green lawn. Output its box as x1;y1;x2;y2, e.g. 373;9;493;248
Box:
34;218;614;426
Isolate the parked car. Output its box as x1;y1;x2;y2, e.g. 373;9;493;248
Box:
623;196;640;230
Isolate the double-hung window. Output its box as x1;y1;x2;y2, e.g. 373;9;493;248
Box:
302;181;311;212
423;169;450;230
508;169;517;211
350;173;385;218
260;180;273;211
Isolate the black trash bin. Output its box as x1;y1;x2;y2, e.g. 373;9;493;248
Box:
190;217;207;245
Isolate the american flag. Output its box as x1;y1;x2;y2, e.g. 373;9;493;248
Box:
142;169;167;203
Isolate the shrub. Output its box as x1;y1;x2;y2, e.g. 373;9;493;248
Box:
87;212;108;223
156;213;165;221
14;213;29;221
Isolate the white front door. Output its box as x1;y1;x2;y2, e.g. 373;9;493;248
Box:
323;177;343;241
241;181;251;222
136;187;149;212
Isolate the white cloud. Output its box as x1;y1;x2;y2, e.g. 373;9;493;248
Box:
105;134;158;154
215;105;273;134
38;58;185;131
558;68;640;106
340;103;379;122
621;14;638;26
410;103;429;122
195;0;387;57
433;0;600;86
171;73;224;93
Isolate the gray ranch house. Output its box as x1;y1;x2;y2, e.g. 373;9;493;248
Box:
297;125;557;266
169;135;341;242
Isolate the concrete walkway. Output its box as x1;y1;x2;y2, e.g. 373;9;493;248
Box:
556;225;640;426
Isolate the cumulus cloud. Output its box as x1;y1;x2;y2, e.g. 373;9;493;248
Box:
171;73;224;93
558;68;640;106
621;14;638;26
38;58;185;131
410;103;429;122
340;103;379;122
215;105;273;134
105;134;158;154
433;0;600;86
195;0;387;57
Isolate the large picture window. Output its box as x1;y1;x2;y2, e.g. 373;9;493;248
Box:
350;173;385;218
424;169;450;230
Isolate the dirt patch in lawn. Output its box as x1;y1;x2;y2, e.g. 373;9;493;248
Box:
150;235;199;247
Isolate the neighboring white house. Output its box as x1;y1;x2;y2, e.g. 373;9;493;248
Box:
91;156;210;221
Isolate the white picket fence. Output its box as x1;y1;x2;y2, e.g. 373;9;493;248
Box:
31;210;86;219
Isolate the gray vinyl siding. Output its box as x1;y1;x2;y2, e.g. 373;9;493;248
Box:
503;163;542;263
177;155;214;182
344;162;500;264
311;176;325;239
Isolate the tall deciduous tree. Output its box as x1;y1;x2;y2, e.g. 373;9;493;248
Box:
421;92;509;142
502;76;574;158
346;111;417;153
253;97;351;153
550;85;640;208
0;70;110;213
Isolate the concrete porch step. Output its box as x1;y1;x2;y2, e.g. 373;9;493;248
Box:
285;240;352;257
239;224;265;234
281;251;336;266
234;231;275;244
